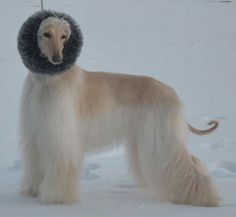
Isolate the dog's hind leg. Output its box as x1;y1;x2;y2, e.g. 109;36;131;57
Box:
125;142;146;187
136;104;221;206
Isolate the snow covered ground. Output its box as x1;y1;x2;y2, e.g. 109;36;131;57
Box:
0;0;236;216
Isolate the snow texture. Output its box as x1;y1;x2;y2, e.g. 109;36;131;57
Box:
0;0;236;216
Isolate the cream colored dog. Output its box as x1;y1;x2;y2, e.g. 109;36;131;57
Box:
20;17;220;206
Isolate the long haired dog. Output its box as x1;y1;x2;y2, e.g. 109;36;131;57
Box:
18;12;220;205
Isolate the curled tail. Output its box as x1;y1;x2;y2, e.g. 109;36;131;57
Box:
188;120;219;136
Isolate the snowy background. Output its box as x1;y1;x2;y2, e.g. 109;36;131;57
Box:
0;0;236;216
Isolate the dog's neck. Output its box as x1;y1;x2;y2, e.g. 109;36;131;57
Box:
30;64;83;86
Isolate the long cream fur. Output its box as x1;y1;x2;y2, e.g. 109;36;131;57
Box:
19;17;221;206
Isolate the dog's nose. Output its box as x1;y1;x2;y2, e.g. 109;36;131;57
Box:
51;55;62;64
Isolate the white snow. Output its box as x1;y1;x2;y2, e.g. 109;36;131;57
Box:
0;0;236;216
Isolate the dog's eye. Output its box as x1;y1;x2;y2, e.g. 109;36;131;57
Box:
43;32;51;38
61;35;67;40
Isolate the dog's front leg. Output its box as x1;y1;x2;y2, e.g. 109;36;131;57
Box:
36;92;83;204
39;154;82;204
20;76;43;197
20;139;43;197
38;132;83;204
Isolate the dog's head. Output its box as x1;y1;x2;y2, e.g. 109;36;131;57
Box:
18;10;83;75
37;17;71;65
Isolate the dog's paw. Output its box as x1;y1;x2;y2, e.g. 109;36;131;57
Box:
20;188;38;197
39;189;78;204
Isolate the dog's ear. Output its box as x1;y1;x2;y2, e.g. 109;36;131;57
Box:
60;18;71;41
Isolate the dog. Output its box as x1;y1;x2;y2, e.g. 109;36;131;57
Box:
19;16;220;206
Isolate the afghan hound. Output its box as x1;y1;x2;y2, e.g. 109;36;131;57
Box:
18;13;220;206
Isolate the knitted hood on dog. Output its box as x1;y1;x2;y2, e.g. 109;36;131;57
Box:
17;10;83;75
